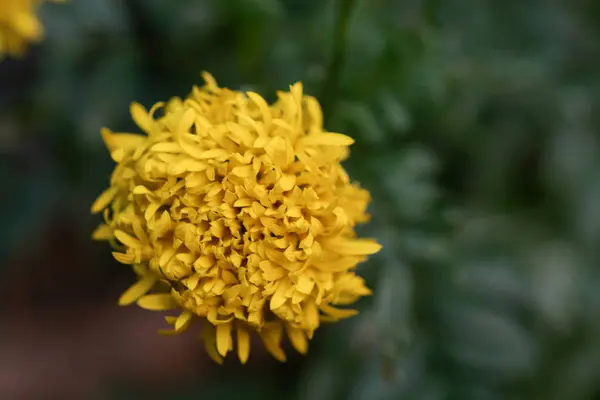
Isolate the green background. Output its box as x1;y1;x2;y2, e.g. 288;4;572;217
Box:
1;0;600;399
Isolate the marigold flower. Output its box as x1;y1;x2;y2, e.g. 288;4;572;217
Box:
92;72;381;364
0;0;64;58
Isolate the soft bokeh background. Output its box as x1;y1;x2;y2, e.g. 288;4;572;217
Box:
2;0;600;398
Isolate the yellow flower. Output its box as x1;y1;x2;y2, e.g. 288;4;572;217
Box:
92;72;381;364
0;0;64;58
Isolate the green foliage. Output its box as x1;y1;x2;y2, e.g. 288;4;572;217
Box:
3;0;600;398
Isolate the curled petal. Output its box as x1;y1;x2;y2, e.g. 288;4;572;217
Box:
119;275;157;306
91;187;118;214
101;128;146;153
260;322;286;362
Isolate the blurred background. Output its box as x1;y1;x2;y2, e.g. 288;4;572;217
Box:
1;0;600;398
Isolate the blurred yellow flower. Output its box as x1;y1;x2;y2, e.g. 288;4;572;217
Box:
0;0;63;58
92;72;381;364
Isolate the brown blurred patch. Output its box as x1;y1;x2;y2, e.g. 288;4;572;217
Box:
0;209;214;399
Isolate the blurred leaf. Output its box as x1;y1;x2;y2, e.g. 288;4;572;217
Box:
442;304;537;379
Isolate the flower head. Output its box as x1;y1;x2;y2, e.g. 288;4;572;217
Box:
92;73;381;364
0;0;63;58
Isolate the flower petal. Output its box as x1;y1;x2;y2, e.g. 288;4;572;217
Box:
295;275;314;295
178;108;196;136
92;224;113;240
202;324;224;365
118;275;157;306
260;322;286;362
247;92;272;126
278;174;296;191
175;311;193;332
114;230;141;248
286;325;308;354
323;238;382;256
319;303;358;320
91;187;118;214
101;127;146;153
197;149;230;160
112;252;135;265
270;279;291;310
137;294;178;311
301;133;355;147
237;326;251;364
216;322;233;357
201;71;218;89
130;102;153;133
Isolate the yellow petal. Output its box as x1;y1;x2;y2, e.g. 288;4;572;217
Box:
112;252;135;264
202;325;224;365
175;311;193;331
144;202;161;221
260;322;286;362
118;275;157;306
157;329;181;336
278;174;296;191
231;165;254;178
197;149;230;159
132;185;153;196
290;82;303;102
114;230;141;248
101;128;146;153
233;198;253;207
319;303;358;319
221;270;237;285
178;108;196;136
150;142;182;153
195;255;214;270
304;301;320;330
295;275;315;295
91;187;118;214
14;13;43;40
130;102;153;133
286;325;308;354
216;322;233;357
270;280;291;310
137;294;178;311
313;256;361;272
247;92;272;126
226;122;254;146
132;264;148;276
332;293;362;305
92;224;113;240
236;112;266;137
301;133;355;147
237;326;251;364
261;264;286;281
201;71;219;89
252;202;265;216
183;274;201;291
305;96;323;132
158;248;177;269
292;291;307;305
206;345;224;364
177;135;207;159
323;238;382;255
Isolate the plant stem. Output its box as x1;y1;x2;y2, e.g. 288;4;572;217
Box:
320;0;358;124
